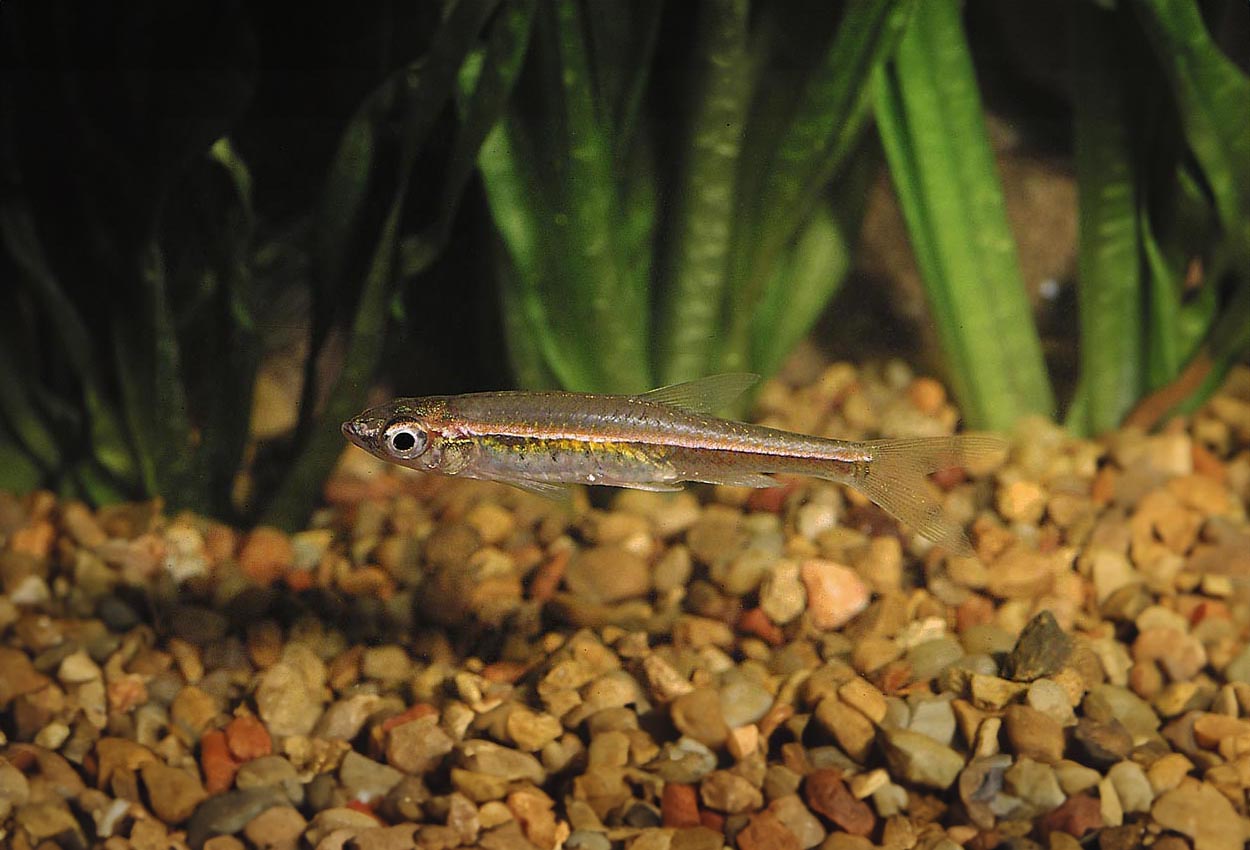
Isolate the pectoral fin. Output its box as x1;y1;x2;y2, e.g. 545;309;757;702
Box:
503;478;575;501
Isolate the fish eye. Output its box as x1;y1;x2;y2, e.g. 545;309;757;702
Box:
383;422;428;459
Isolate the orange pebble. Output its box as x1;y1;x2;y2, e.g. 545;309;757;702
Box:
738;608;784;646
528;551;568;603
200;729;239;794
661;783;701;828
699;810;726;832
380;703;438;733
225;715;272;762
237;526;292;586
908;377;947;415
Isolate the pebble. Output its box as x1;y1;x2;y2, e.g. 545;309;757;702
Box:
718;673;774;729
1004;757;1066;810
804;769;873;836
1151;779;1248;850
699;770;763;813
768;794;825;849
340;751;404;803
1003;704;1066;763
459;740;546;784
799;559;870;630
907;698;956;746
814;697;875;763
0;647;50;707
1106;760;1153;813
235;755;303;805
1027;678;1076;726
878;727;965;789
305;807;385;847
362;645;413;685
906;636;964;682
387;714;454;774
670;689;730;749
736;811;801;850
1072;717;1132;766
506;707;563;752
564;546;651;603
970;673;1027;710
1007;610;1073;681
225;714;272;761
1039;792;1102;840
647;737;717;784
242;805;306;850
760;559;806;625
186;786;291;850
255;662;322;738
661;783;700;828
238;526;293;585
1084;684;1160;739
140;761;208;825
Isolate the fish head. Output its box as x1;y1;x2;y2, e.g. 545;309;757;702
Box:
342;397;449;471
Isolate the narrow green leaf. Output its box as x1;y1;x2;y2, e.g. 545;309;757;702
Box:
873;0;1054;429
0;201;137;483
0;419;43;494
497;247;560;390
656;0;750;385
722;0;914;372
1141;208;1185;388
402;0;537;279
477;118;597;391
1134;0;1250;246
264;188;406;529
209;137;255;222
268;2;504;527
1069;2;1143;435
204;140;265;518
751;204;851;378
584;0;663;164
543;0;651;392
0;345;57;472
1135;0;1250;408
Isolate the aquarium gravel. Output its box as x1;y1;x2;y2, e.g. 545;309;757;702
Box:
3;359;1250;850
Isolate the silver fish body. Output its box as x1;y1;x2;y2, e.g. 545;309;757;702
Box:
343;374;1001;554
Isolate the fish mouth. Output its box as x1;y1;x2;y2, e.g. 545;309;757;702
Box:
341;415;380;450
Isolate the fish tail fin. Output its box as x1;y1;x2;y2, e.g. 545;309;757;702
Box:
824;435;1004;557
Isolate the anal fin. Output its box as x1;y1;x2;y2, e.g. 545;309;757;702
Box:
681;471;781;489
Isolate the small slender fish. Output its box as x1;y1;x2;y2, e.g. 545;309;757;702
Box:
342;374;1002;555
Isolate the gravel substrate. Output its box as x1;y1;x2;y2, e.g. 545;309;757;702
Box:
3;360;1250;850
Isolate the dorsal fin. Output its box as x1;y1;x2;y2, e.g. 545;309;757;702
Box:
638;373;759;415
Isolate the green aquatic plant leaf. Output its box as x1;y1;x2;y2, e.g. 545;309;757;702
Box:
873;0;1054;430
1134;0;1250;250
1067;2;1144;435
0;420;43;494
265;3;500;528
484;0;652;394
722;0;914;374
476;106;596;392
1134;0;1250;412
545;0;652;392
752;205;851;379
656;0;751;385
585;0;663;166
402;0;537;280
0;201;138;486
